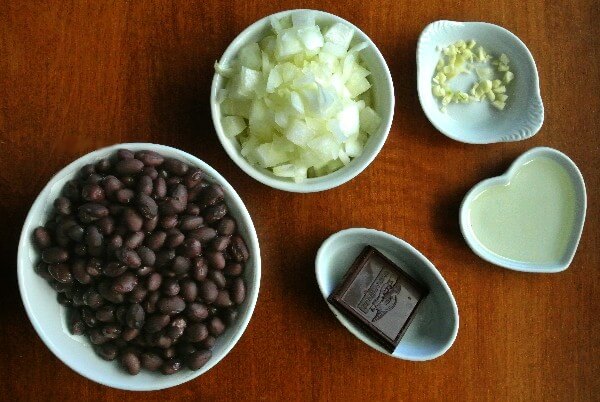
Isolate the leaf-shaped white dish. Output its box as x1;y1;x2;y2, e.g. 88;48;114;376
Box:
417;20;544;144
460;147;587;272
315;228;459;361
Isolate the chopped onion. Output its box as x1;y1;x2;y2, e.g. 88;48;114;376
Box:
215;11;380;182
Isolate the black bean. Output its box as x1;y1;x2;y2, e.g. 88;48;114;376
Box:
142;291;160;314
122;208;143;232
101;324;122;339
34;261;53;280
116;247;141;268
209;270;227;289
103;262;128;277
68;309;86;335
165;233;187;255
164;158;189;176
161;278;180;296
155;249;176;268
159;215;178;229
185;323;208;342
220;308;238;325
214;290;233;308
117;149;135;160
206;251;226;270
48;263;73;283
186;302;209;322
202;203;227;224
86;258;103;277
89;328;109;345
96;216;115;235
82;184;105;202
229;235;249;262
144;314;170;333
42;247;69;264
120;351;141;375
140;352;163;372
54;197;72;215
135;150;164;166
157;296;186;315
215;216;236;236
191;258;208;281
81;307;98;327
224;262;243;277
33;227;52;249
208;316;225;336
187;350;212;371
126;303;146;329
166;317;187;340
170;184;188;205
143;166;159;180
95;343;118;361
137;175;154;196
83;288;104;309
137;246;156;267
145;231;166;250
142;215;159;232
146;272;163;292
112;273;138;293
137;193;158;219
122;327;140;341
170;256;190;275
63;180;80;201
198;184;224;208
115;158;144;176
185;203;200;216
66;224;84;242
95;158;112;173
115;188;135;204
124;231;145;249
179;215;203;231
230;277;246;305
96;305;116;322
211;236;230;252
200;336;216;349
199;280;218;304
162;347;176;359
180;279;198;303
102;175;123;196
127;284;148;303
160;358;182;375
159;198;185;215
153;177;167;199
79;203;109;219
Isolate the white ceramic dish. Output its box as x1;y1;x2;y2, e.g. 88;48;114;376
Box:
460;147;586;273
17;143;261;391
315;228;459;361
211;9;394;193
417;20;544;144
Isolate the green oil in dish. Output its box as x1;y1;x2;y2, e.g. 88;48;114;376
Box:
469;156;577;264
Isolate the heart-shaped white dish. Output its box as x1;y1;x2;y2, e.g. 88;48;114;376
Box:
417;20;544;144
460;147;587;273
315;228;459;361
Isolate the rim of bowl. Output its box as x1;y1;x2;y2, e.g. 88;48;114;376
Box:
210;9;395;193
315;228;459;361
17;143;261;390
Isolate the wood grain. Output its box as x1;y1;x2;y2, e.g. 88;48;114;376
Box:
1;1;598;401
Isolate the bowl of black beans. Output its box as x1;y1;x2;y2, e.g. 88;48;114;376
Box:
17;143;260;390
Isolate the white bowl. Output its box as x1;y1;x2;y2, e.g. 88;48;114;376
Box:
211;9;394;193
315;228;459;361
417;20;544;144
460;147;586;273
17;143;261;391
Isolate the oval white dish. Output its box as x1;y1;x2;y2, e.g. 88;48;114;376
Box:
315;228;459;361
460;147;587;273
417;20;544;144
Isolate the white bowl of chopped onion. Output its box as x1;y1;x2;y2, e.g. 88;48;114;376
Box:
211;9;394;192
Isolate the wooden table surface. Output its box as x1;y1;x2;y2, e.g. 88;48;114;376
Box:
1;1;598;401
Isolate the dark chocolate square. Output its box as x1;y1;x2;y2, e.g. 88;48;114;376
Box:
327;246;428;353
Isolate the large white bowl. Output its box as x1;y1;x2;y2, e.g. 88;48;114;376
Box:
17;143;261;391
211;9;394;193
315;228;459;361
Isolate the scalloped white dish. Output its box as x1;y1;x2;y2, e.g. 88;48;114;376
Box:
460;147;586;273
315;228;459;361
417;20;544;144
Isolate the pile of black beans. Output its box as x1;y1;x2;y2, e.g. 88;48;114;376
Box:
32;149;249;375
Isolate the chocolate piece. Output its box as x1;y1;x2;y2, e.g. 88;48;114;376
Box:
328;246;428;353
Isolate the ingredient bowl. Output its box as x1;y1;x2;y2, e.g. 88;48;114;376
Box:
315;228;459;361
17;143;261;391
211;9;394;192
417;20;543;144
